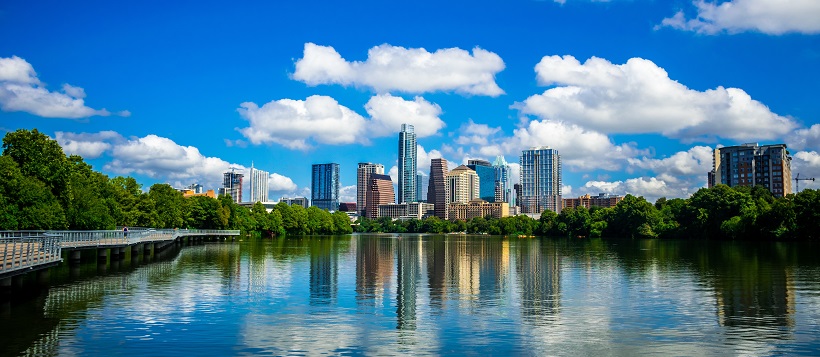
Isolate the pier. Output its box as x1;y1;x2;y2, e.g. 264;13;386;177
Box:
0;228;239;287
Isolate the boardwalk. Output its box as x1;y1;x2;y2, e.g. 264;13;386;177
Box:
0;229;239;282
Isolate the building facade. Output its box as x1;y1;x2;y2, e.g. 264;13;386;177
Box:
710;143;792;197
519;147;562;215
493;155;511;203
447;165;480;204
280;197;310;208
248;163;269;203
357;162;384;217
311;163;340;211
366;174;395;219
416;173;429;203
448;200;510;221
562;193;623;210
378;202;435;220
221;170;244;203
467;159;496;202
427;158;449;220
398;124;417;203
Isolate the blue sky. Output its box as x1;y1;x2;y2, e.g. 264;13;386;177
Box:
2;0;819;203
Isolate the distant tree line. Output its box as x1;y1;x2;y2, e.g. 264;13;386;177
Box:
3;128;819;240
0;129;351;235
356;184;820;240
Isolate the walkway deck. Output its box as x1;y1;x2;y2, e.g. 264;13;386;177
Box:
0;229;239;280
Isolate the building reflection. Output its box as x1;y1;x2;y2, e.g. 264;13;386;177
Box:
712;263;795;332
356;235;394;307
478;239;510;306
396;236;422;330
425;237;447;310
309;238;338;305
516;239;561;323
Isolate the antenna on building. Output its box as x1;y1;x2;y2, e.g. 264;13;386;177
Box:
795;173;815;193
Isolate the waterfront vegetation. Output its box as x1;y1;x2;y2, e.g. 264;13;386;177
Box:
2;128;820;240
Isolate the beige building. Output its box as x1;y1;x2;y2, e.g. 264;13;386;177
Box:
563;193;622;210
447;165;479;204
448;199;510;220
378;202;435;220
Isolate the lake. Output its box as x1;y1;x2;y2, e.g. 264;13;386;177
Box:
3;234;820;356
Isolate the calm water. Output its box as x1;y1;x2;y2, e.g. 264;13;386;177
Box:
3;234;820;356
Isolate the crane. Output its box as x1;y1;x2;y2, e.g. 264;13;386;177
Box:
794;173;815;193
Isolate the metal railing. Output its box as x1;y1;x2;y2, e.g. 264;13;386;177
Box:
0;233;62;274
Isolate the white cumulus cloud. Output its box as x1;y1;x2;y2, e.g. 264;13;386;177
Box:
292;43;505;96
269;173;298;193
660;0;820;35
792;151;820;190
519;55;797;142
582;177;691;203
237;95;368;150
788;124;820;151
627;146;714;184
55;130;123;158
504;119;646;171
0;56;125;119
365;94;445;137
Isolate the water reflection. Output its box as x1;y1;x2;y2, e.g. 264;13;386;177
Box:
3;236;820;355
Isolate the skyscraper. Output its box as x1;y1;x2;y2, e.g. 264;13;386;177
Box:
710;143;792;196
221;170;244;203
367;174;395;219
416;173;429;203
447;165;480;204
520;147;562;215
493;155;510;203
398;124;417;203
427;158;449;219
357;162;385;216
467;159;496;202
311;163;340;211
248;163;269;203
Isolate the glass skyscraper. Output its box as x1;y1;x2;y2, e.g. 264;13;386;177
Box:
398;124;417;203
249;162;269;203
519;147;562;214
311;163;340;211
467;159;496;202
493;155;510;204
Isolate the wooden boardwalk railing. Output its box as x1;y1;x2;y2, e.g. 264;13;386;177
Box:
0;229;239;280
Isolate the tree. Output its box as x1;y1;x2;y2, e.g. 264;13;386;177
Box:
149;183;185;228
0;155;67;229
607;195;659;239
1;129;69;199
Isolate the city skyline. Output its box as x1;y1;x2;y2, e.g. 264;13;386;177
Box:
2;1;819;204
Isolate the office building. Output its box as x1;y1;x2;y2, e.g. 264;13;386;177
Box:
563;193;623;210
709;143;792;197
493;155;511;203
448;200;510;220
367;174;395;219
357;162;385;216
248;163;269;203
467;159;497;202
378;202;435;220
312;163;340;211
520;147;562;215
222;170;244;204
280;197;310;209
514;183;522;208
447;165;480;204
398;124;417;203
187;183;204;194
427;158;449;220
416;173;429;203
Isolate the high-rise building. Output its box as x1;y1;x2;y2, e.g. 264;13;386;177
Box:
467;159;496;202
710;143;792;196
416;173;429;202
366;174;395;219
514;183;522;208
447;165;480;204
493;155;510;203
520;147;562;214
222;170;244;203
248;163;269;203
427;158;449;220
357;162;385;216
187;183;204;194
398;124;417;203
312;163;340;211
280;197;310;208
